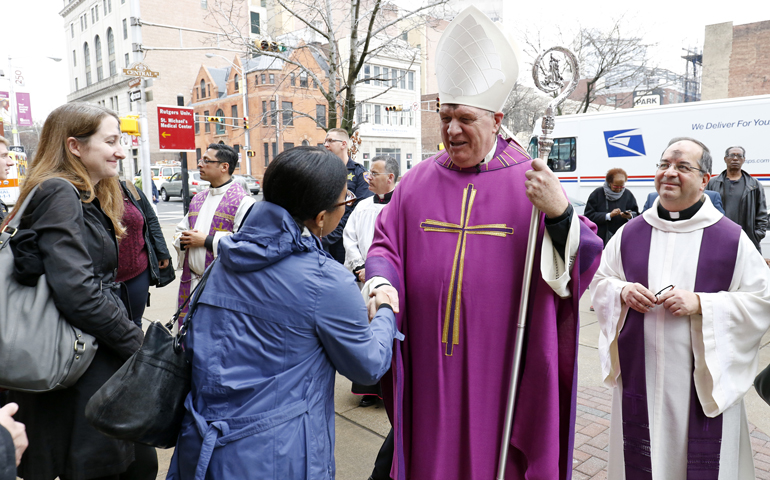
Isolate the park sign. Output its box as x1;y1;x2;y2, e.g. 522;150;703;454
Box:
123;62;160;78
157;106;195;151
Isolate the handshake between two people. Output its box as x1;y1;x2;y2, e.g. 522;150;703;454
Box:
621;283;701;316
367;285;400;322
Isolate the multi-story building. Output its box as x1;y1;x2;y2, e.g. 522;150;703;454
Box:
189;49;329;180
702;20;770;100
58;0;268;176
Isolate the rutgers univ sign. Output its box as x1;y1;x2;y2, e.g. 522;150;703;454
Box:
157;106;195;151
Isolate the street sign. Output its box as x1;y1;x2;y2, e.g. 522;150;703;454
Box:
157;105;195;151
8;145;24;153
412;102;419;111
129;90;142;102
123;62;160;78
128;77;141;88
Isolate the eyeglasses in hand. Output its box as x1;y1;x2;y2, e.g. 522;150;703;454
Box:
654;285;674;301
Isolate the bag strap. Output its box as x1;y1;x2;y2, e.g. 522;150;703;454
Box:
124;181;142;201
169;257;218;349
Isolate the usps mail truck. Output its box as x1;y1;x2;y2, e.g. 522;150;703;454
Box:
528;94;770;206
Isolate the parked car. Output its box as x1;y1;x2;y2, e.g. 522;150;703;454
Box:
569;196;586;216
160;172;210;201
133;165;181;188
233;174;260;195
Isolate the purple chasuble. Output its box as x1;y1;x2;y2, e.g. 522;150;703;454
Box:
618;215;741;480
365;136;603;480
177;183;248;323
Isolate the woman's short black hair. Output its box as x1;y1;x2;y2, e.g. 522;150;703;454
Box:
263;146;347;222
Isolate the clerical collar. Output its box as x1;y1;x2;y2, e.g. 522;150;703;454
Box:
210;178;233;190
656;196;704;221
475;141;498;168
373;190;394;204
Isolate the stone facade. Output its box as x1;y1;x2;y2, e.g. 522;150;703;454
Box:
702;20;770;101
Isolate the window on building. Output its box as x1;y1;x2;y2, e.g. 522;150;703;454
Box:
262;101;267;126
94;35;103;82
290;73;295;86
72;50;77;67
71;23;74;38
84;13;87;28
408;71;414;90
269;73;275;84
364;64;370;84
269;100;276;125
207;84;210;97
200;79;206;98
283;143;294;151
316;104;326;128
75;78;79;90
376;147;401;163
91;7;96;23
302;140;310;146
391;69;397;87
122;19;127;39
374;105;381;124
233;74;239;92
250;11;260;35
194;114;200;134
124;53;129;68
204;110;210;133
231;105;238;127
103;0;108;14
215;109;225;134
196;148;201;160
272;142;277;159
382;67;389;87
264;143;269;166
400;31;408;41
408;110;414;127
254;75;259;86
313;77;318;89
201;0;207;8
300;72;308;88
107;28;116;76
84;42;92;86
373;66;380;87
282;101;293;126
261;73;266;84
399;70;405;89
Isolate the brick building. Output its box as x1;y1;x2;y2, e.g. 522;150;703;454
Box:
702;20;770;100
568;66;689;111
189;49;329;181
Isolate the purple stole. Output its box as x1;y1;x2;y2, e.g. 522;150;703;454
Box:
177;183;247;323
618;215;741;479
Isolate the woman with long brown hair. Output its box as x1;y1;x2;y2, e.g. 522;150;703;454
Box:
3;103;156;479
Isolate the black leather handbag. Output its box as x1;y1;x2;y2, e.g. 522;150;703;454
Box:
755;363;770;407
85;259;215;448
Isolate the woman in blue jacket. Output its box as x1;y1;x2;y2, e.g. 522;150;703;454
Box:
168;146;399;480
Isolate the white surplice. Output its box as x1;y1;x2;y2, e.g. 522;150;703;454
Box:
342;195;387;274
173;181;255;290
591;195;770;480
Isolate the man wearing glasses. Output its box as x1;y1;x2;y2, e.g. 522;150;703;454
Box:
706;146;767;252
322;128;373;264
173;144;255;323
591;137;770;478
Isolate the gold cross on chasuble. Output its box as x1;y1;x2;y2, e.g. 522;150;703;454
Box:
419;183;514;356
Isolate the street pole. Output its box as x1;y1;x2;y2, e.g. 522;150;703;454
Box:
241;72;251;175
6;57;19;146
130;0;153;204
275;93;280;158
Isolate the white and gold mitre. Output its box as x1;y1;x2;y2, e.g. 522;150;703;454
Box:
435;6;521;113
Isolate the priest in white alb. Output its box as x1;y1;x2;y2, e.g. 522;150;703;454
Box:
591;137;770;480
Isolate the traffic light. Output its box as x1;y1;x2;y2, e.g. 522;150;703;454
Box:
243;117;249;130
256;39;286;53
385;105;403;112
207;116;223;123
436;96;441;113
246;150;256;157
120;115;140;136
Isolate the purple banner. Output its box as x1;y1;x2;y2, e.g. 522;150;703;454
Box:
15;93;32;127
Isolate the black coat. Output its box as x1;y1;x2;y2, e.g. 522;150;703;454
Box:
584;187;639;246
7;178;143;480
120;181;174;287
323;158;373;263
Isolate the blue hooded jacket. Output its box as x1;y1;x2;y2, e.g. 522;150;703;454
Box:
167;201;398;480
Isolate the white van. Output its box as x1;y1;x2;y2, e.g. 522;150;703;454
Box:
528;94;770;205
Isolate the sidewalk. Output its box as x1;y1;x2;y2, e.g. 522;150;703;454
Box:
147;225;770;478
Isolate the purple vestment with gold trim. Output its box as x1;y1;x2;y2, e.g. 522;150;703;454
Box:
177;182;248;322
366;135;602;479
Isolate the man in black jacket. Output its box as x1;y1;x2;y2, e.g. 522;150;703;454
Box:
707;146;768;252
322;128;373;263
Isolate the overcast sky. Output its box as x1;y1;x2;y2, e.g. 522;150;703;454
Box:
2;0;769;125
